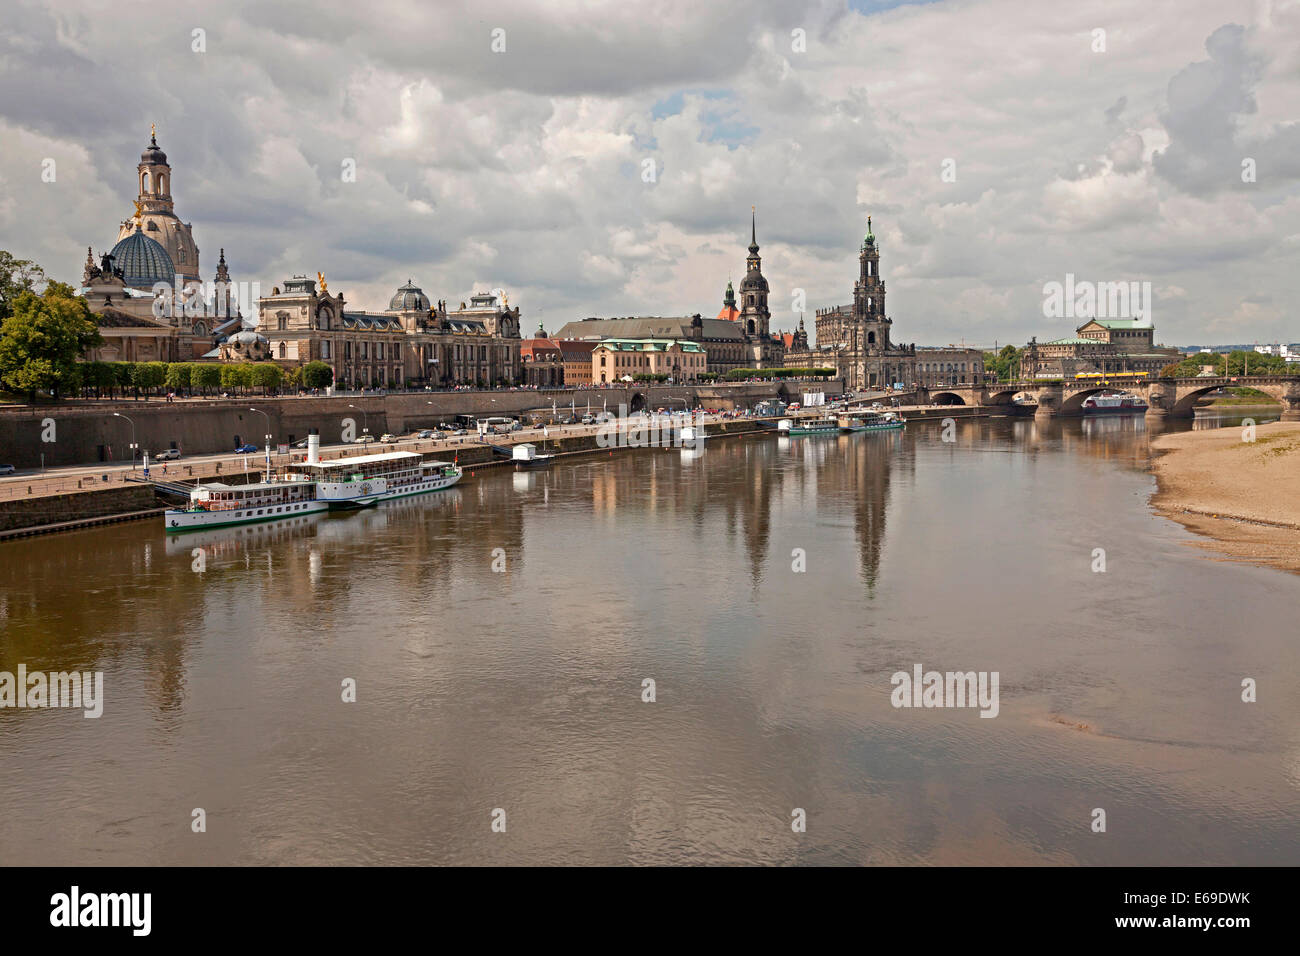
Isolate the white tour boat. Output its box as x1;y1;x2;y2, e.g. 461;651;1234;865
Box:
164;432;461;532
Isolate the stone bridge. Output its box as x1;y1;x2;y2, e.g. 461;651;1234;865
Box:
892;377;1300;420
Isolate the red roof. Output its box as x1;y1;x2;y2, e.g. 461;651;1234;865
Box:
780;333;795;349
520;337;562;361
716;305;740;321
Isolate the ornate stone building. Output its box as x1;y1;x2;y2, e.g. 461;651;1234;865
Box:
520;326;564;386
78;129;243;362
256;279;521;388
1024;318;1180;378
591;338;707;384
784;218;917;388
914;346;985;386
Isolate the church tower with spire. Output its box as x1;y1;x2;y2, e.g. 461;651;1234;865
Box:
738;207;771;346
852;215;890;350
116;126;201;283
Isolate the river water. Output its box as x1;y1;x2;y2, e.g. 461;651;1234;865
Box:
1;411;1296;865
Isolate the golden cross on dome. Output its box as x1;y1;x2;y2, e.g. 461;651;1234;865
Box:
150;122;156;139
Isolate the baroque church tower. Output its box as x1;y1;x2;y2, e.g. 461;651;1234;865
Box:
738;208;770;340
852;216;890;351
116;127;201;283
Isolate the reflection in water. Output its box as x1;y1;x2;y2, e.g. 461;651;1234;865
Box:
0;416;1297;865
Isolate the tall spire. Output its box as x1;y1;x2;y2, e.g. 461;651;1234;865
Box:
748;205;759;254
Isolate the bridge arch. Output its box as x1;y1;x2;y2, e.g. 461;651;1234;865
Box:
983;388;1023;406
931;391;967;406
1060;386;1119;414
1170;381;1285;417
628;391;647;413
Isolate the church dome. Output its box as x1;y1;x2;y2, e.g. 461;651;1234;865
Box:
739;271;769;294
141;132;167;165
109;227;176;288
388;280;430;312
141;136;167;166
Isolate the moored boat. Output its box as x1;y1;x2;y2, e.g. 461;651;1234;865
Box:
492;442;556;470
839;411;906;432
775;417;841;436
164;431;462;532
1081;391;1148;414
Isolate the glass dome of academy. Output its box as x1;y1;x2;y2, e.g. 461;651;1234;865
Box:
107;225;176;288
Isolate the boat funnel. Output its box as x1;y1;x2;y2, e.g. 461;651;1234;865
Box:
307;429;320;465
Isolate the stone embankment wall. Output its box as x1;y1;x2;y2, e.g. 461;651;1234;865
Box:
0;484;158;533
0;382;836;468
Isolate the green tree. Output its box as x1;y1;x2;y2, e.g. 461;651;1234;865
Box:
80;361;118;398
132;361;167;396
220;364;252;392
249;363;283;393
193;363;222;394
984;345;1022;382
164;363;191;392
0;283;102;399
0;251;47;322
301;361;333;389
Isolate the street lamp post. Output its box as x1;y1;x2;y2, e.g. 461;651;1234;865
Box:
347;404;369;438
248;407;272;447
112;412;138;469
249;407;273;478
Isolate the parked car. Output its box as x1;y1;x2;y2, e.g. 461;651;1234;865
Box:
509;421;524;431
380;433;398;443
431;431;447;440
581;414;595;424
415;430;434;439
234;443;258;454
453;429;467;436
291;437;311;448
154;448;182;461
353;434;376;444
0;464;15;475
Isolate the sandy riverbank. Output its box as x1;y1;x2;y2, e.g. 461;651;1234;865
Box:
1150;421;1300;573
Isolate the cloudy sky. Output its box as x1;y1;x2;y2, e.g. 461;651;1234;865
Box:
2;0;1297;346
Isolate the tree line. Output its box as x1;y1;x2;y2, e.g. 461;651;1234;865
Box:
1160;350;1299;378
74;360;332;398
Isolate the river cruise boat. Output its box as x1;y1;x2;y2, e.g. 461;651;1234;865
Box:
774;417;841;436
1081;391;1148;414
839;411;906;433
165;477;328;532
289;450;461;508
164;433;462;532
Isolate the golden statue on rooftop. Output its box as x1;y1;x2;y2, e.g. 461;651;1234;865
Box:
132;199;145;226
317;272;328;293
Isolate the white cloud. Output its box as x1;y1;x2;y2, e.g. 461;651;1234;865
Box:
0;0;1296;346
